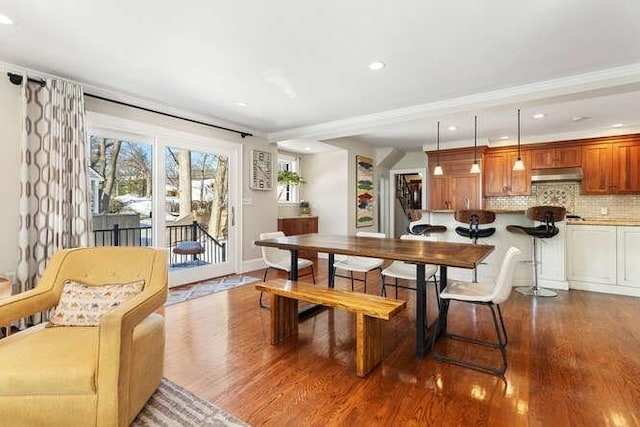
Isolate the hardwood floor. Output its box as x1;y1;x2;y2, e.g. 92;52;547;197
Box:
161;261;640;426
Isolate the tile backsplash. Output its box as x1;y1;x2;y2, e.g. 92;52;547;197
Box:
485;183;640;218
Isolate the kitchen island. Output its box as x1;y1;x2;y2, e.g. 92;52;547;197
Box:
421;211;640;297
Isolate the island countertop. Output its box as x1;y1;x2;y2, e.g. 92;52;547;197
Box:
567;218;640;226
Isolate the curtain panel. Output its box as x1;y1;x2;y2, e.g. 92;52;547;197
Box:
16;79;92;324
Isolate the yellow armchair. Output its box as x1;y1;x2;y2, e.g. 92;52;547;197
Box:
0;246;168;427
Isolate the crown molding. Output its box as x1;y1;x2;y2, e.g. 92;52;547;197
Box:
0;61;264;139
268;62;640;143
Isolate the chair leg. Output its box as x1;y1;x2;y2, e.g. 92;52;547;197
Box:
350;271;355;291
395;278;399;299
432;301;508;376
259;268;271;309
310;265;316;284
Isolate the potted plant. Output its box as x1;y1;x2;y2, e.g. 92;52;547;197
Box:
299;200;311;215
277;170;305;200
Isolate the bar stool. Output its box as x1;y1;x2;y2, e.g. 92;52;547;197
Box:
407;216;447;236
454;209;496;282
506;205;566;297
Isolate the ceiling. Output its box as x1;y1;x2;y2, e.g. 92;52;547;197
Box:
1;0;640;154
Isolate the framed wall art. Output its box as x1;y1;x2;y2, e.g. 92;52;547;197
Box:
355;155;374;227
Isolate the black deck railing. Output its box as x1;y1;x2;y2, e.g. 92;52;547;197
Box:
92;221;226;265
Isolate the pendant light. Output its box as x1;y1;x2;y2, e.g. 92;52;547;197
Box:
469;115;481;174
433;121;443;175
513;109;525;171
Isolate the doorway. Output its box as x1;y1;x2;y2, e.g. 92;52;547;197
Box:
388;168;427;238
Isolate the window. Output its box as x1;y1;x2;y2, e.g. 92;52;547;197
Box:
277;153;301;203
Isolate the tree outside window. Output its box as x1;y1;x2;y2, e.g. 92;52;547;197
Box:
277;154;303;203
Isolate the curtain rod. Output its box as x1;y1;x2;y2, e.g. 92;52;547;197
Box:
84;93;252;138
7;72;45;87
6;72;252;138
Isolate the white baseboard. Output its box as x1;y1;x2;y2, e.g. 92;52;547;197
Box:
569;281;640;298
242;258;266;274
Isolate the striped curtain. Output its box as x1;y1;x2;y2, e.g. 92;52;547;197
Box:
16;78;92;324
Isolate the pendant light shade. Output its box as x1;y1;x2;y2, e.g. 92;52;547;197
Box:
513;108;525;171
434;121;443;175
470;115;481;174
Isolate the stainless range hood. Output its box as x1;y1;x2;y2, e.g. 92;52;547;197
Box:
531;167;583;182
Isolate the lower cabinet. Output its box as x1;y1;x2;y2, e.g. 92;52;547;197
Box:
566;225;617;285
277;216;319;259
566;224;640;294
617;226;640;287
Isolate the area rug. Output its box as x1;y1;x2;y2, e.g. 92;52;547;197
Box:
165;276;259;306
133;378;248;426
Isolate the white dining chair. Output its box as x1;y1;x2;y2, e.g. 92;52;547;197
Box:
258;231;315;308
381;234;439;299
432;246;521;375
332;231;385;294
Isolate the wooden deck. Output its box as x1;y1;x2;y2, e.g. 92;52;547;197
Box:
161;260;640;426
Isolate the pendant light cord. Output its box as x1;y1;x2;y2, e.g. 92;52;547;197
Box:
474;115;478;162
437;121;440;165
517;109;521;159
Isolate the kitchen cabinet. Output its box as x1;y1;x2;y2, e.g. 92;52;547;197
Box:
616;226;640;288
612;141;640;193
277;216;318;259
566;225;617;285
582;139;640;194
531;145;581;169
483;149;531;196
581;143;613;194
426;148;482;211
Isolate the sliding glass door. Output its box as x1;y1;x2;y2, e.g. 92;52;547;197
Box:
162;142;236;285
88;114;240;287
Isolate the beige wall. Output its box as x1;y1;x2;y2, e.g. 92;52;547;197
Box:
0;76;22;278
324;137;377;235
304;150;349;236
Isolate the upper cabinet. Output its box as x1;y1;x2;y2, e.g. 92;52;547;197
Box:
531;145;581;169
426;148;483;211
581;143;613;194
582;136;640;194
483;149;531;197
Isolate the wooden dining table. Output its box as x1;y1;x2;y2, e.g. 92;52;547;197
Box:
254;233;494;358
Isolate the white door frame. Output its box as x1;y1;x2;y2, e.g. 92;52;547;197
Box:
388;168;427;238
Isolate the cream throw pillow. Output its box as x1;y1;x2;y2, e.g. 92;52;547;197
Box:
49;279;145;326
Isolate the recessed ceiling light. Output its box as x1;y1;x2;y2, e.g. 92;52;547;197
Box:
235;102;249;107
304;147;311;151
571;116;591;122
368;61;386;71
611;123;624;128
447;126;457;131
500;135;509;140
533;113;546;119
0;13;14;25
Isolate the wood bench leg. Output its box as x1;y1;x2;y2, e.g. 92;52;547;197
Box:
356;313;383;377
270;294;299;344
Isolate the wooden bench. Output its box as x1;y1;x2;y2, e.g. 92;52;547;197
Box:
255;279;406;377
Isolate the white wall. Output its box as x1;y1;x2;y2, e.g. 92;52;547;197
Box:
304;150;349;235
0;76;22;278
393;151;427;169
325;137;377;235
